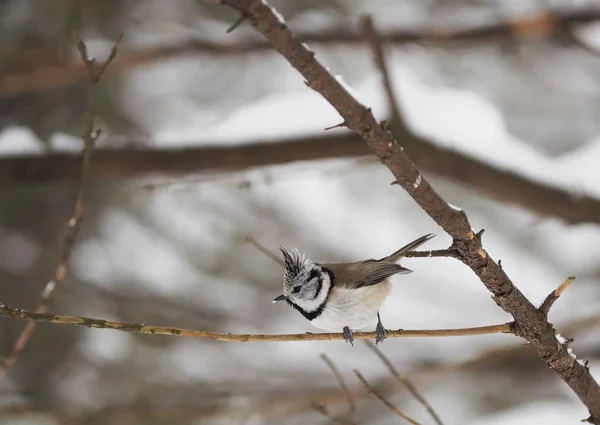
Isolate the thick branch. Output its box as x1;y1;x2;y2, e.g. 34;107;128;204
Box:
0;303;512;342
225;0;600;421
3;8;600;99
3;131;600;225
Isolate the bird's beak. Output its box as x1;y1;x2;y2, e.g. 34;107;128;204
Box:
273;294;287;303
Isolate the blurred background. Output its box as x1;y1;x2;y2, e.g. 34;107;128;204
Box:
1;0;600;424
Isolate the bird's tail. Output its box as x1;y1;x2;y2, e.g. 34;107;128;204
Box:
379;234;435;263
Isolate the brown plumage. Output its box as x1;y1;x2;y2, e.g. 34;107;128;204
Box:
321;233;434;290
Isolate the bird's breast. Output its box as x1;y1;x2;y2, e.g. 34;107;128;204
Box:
309;281;392;332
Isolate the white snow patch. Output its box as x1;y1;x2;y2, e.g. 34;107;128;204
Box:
448;202;463;212
0;126;43;156
301;42;312;53
49;132;83;152
413;174;422;189
335;74;359;99
0;227;40;275
268;5;285;24
41;280;56;298
466;401;583;425
80;326;132;363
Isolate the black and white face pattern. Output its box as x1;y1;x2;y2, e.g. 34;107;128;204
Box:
279;247;331;318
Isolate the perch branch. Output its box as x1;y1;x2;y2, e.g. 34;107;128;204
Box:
354;370;421;425
364;340;444;425
214;1;600;422
0;34;122;383
0;303;513;341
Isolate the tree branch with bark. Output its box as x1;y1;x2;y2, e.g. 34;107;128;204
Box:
0;303;512;342
4;127;600;225
204;0;600;422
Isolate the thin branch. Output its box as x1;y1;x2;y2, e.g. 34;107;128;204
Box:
3;9;600;100
560;28;600;61
311;403;357;425
227;13;249;33
539;276;576;318
354;370;421;425
245;235;284;266
361;15;404;127
404;249;459;259
2;313;600;424
248;234;458;265
0;34;122;383
364;340;444;425
92;33;125;82
0;303;513;342
324;121;348;131
214;1;600;422
321;354;356;413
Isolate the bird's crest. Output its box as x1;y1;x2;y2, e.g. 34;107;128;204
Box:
279;246;316;282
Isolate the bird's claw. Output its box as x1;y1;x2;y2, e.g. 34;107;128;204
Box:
343;326;354;346
375;322;387;345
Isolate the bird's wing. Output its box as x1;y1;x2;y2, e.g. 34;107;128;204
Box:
323;261;412;289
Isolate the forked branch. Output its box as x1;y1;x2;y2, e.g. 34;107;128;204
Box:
364;340;444;425
354;369;421;425
0;33;123;383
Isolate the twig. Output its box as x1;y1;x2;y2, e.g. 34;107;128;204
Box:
560;28;600;61
311;403;357;425
227;14;249;33
211;1;600;422
0;33;123;383
539;276;576;318
248;234;458;265
321;354;356;413
245;235;284;266
0;304;513;342
364;340;444;425
324;121;348;131
361;16;404;127
404;249;459;259
354;370;421;425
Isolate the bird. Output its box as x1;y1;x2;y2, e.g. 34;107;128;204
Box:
273;234;434;345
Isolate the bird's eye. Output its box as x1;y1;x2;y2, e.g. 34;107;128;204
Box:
293;286;301;293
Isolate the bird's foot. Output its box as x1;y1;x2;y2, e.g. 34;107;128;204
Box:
375;317;387;345
343;326;354;346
